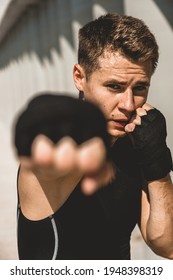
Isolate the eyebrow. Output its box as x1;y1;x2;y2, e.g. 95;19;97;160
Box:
104;79;127;85
135;81;150;87
104;79;150;87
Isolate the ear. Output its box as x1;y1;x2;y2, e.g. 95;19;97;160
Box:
73;64;86;91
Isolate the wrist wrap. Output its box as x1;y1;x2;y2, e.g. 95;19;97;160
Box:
130;109;173;181
14;93;109;156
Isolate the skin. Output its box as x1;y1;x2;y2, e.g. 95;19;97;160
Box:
18;51;173;258
73;52;152;142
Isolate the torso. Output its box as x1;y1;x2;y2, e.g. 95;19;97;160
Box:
17;136;142;259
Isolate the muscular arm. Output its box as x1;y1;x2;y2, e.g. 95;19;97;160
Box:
125;103;173;258
140;174;173;259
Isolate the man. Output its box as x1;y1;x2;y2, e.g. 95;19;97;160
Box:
14;13;173;260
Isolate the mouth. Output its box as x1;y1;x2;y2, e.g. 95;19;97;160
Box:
108;119;130;129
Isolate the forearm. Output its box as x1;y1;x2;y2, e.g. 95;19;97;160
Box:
145;174;173;258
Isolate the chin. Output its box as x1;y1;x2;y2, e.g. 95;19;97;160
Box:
109;129;126;139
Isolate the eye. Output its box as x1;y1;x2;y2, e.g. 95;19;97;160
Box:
106;84;121;92
133;85;149;95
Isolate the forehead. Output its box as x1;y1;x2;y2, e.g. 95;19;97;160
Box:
97;51;153;78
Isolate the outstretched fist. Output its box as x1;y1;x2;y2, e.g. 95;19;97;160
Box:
13;93;115;194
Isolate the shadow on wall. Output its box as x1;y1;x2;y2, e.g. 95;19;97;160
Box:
0;0;124;70
0;0;173;71
153;0;173;30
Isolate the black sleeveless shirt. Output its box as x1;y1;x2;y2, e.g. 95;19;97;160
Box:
17;136;142;260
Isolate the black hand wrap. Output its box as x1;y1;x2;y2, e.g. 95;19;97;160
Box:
130;109;173;181
14;93;110;156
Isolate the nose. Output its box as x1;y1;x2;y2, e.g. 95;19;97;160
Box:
118;89;135;113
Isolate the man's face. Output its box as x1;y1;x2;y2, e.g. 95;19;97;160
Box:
74;52;152;142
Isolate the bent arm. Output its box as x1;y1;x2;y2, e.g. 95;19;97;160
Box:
140;174;173;259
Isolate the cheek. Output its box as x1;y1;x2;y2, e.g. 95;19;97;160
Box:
135;96;147;108
90;99;110;117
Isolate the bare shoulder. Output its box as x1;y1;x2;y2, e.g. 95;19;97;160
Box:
18;165;81;221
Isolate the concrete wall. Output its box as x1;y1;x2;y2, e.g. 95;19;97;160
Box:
0;0;172;259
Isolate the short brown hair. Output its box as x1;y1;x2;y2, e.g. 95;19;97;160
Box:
78;13;159;78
